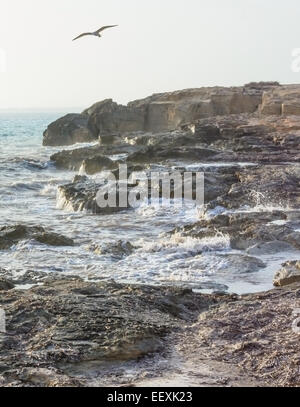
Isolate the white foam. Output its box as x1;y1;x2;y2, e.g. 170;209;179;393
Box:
40;183;58;197
56;188;76;212
78;163;86;175
137;232;230;255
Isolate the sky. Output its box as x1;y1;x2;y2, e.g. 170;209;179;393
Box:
1;0;300;109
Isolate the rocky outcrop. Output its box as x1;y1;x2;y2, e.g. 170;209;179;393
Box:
188;281;300;387
43;114;95;146
50;144;137;171
0;276;299;387
208;164;300;210
274;261;300;287
85;99;145;139
43;82;300;147
56;164;240;215
129;82;276;130
43;82;280;146
0;278;14;291
184;113;300;163
50;111;300;219
0;278;219;387
174;211;300;252
80;156;117;175
126;145;219;164
0;225;74;249
57;176;132;215
89;240;135;259
260;84;300;116
50;112;300;174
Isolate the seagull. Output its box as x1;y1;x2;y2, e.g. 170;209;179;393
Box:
72;25;118;41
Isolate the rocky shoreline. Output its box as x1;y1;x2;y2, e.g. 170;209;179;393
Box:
1;82;300;387
0;277;299;387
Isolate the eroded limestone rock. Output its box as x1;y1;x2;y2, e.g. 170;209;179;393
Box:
0;225;74;249
274;260;300;287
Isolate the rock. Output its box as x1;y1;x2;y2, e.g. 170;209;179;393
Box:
189;124;221;144
260;85;300;116
82;99;146;138
282;103;300;115
128;83;273;131
126;145;218;164
43;114;94;146
0;278;14;291
87;104;145;138
247;241;295;255
183;113;300;163
11;368;81;387
1;277;299;387
0;225;74;249
44;82;280;146
51;144;137;171
57;177;130;215
285;231;300;249
0;269;48;286
204;170;238;203
208;164;300;210
34;233;74;247
51;110;300;176
273;261;300;287
82;98;119;116
91;240;135;259
80;155;116;175
0;278;219;386
193;281;300;387
175;211;300;252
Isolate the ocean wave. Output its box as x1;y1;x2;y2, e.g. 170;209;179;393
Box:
0;157;49;170
8;181;44;191
136;232;231;256
40;183;59;197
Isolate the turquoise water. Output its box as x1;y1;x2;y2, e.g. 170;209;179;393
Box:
0;112;70;225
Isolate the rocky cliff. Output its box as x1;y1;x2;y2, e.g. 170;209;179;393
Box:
260;84;300;115
43;82;281;146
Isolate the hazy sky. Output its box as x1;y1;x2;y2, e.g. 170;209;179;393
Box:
1;0;300;109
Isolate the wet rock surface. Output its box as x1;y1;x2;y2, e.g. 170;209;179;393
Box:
50;144;137;171
43;114;95;147
80;155;117;175
208;164;300;210
0;225;74;249
57;165;239;214
57;176;133;215
0;278;299;387
89;240;135;260
0;278;220;387
174;211;300;252
0;277;14;291
274;260;300;286
49;107;300;222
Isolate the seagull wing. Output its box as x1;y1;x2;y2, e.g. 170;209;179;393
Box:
72;32;93;41
96;25;118;34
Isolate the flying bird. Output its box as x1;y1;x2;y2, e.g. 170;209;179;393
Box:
72;25;118;41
